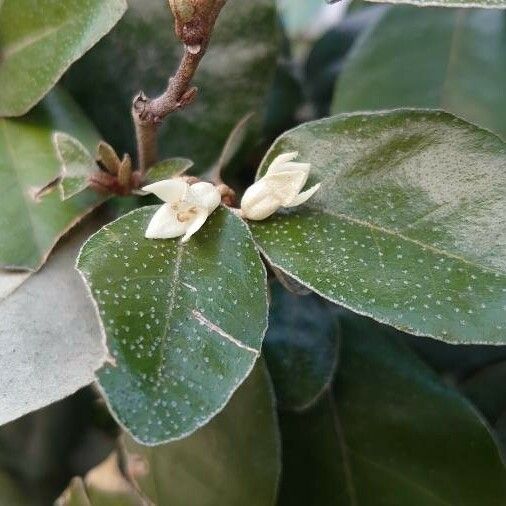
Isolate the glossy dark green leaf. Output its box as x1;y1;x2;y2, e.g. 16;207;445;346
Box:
54;132;98;200
0;89;104;270
0;0;127;116
405;332;506;380
64;0;279;170
264;283;338;410
123;361;280;506
278;314;506;506
461;361;506;423
333;7;506;139
77;206;268;445
496;412;506;458
144;158;193;185
250;111;506;344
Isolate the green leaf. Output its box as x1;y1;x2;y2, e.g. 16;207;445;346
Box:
264;283;338;410
77;206;268;445
64;0;279;171
405;332;506;380
144;158;194;186
54;132;98;200
0;0;127;117
0;217;106;427
278;314;506;505
363;0;506;7
496;412;506;458
0;472;30;505
122;360;280;505
333;7;506;139
461;361;506;423
0;88;104;271
249;110;506;344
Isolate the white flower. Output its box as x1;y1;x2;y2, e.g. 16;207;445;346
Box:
143;179;221;242
240;152;320;221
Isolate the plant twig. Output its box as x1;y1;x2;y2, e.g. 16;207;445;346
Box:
132;0;227;174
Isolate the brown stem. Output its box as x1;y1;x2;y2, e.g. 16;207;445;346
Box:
132;0;227;174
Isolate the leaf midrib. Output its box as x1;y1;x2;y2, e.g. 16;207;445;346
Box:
157;241;184;379
1;23;67;60
327;389;453;506
306;203;504;277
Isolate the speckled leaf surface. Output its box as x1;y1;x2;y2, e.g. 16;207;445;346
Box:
0;0;127;116
0;89;104;271
264;283;339;410
123;361;280;505
54;132;98;200
333;8;506;139
64;0;279;171
250;111;506;344
77;206;268;445
278;315;506;506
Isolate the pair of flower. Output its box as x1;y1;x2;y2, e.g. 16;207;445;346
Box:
144;152;321;241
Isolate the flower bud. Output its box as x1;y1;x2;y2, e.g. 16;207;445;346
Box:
240;152;320;221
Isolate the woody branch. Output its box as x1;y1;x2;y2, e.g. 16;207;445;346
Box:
132;0;228;174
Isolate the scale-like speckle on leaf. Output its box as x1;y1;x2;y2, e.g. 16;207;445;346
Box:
77;206;268;445
250;110;506;344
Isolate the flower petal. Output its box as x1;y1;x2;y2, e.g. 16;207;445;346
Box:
265;152;298;176
142;179;188;203
280;161;311;176
241;179;284;220
181;207;209;242
264;171;308;206
285;183;321;207
145;204;188;239
187;182;221;212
